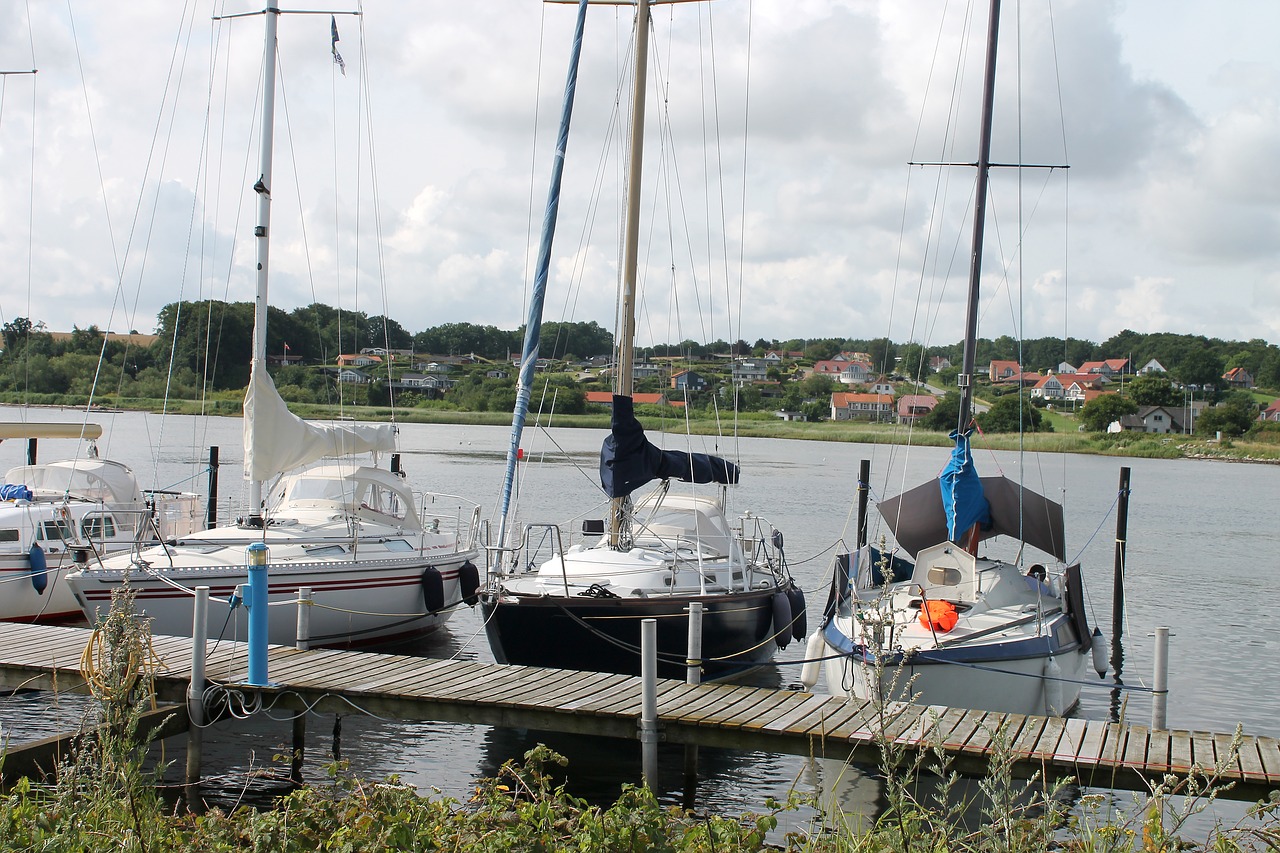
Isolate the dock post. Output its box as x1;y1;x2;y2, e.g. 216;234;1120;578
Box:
296;587;312;651
290;712;306;785
1152;626;1169;730
683;603;702;806
640;618;659;787
246;543;269;686
186;586;209;788
206;446;219;529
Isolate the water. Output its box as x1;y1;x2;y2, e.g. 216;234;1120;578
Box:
2;406;1277;833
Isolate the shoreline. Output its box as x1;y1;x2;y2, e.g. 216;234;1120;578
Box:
4;397;1278;464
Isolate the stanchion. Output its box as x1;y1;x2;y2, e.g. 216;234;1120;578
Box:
640;618;659;787
1152;626;1169;730
186;586;209;788
683;603;703;807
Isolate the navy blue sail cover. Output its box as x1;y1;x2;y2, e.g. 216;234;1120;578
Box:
600;395;739;498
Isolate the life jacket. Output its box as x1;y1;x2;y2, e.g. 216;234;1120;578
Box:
919;599;959;632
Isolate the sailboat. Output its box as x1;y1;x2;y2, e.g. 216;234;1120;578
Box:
808;0;1105;716
66;8;482;648
479;0;801;681
480;0;802;682
0;422;202;623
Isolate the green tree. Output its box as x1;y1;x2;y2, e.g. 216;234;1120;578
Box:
1174;348;1225;388
1079;393;1138;432
977;392;1050;433
919;392;962;431
1126;375;1179;407
366;315;413;351
1196;391;1259;437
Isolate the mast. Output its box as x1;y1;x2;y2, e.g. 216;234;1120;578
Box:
609;0;651;546
955;0;1000;435
497;0;591;549
247;6;279;520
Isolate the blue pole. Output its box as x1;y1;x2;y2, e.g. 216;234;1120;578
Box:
496;0;590;548
246;542;269;685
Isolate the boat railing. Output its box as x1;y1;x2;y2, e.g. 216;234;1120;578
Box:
414;492;483;551
481;523;570;593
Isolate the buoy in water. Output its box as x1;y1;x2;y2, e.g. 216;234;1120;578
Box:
1091;626;1109;678
421;566;444;613
28;544;47;594
771;591;793;650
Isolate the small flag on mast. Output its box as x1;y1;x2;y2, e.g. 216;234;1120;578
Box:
331;16;346;76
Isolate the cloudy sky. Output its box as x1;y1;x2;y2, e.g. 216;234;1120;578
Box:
1;0;1277;354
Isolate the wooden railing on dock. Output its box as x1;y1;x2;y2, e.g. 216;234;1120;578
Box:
0;622;1275;801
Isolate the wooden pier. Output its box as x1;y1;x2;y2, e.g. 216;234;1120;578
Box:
0;622;1276;801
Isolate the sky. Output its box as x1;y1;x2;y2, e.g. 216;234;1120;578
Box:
0;0;1277;354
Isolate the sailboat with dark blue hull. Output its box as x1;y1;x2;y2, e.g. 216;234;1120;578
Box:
480;0;800;681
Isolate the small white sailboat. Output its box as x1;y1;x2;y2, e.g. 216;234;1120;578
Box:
480;0;801;680
810;0;1105;716
67;8;482;648
0;422;201;623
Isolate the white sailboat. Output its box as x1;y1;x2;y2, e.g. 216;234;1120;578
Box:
0;422;201;623
810;0;1105;716
480;0;802;680
67;7;482;648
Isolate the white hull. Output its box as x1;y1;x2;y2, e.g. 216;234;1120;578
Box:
0;554;82;622
69;465;483;648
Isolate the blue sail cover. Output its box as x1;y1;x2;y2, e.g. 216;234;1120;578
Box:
600;395;739;499
939;429;991;543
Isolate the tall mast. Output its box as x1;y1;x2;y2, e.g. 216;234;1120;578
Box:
955;0;1000;435
496;0;591;549
609;0;650;546
248;6;280;519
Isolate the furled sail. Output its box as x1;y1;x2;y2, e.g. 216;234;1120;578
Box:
939;429;991;544
243;360;397;482
599;395;738;499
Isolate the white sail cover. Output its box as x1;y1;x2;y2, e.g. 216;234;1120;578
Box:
243;360;397;482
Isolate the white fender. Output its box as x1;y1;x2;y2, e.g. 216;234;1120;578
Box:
800;629;825;689
1043;655;1064;716
1091;626;1109;678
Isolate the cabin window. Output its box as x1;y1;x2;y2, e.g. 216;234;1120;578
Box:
82;515;117;540
38;520;72;542
0;529;19;542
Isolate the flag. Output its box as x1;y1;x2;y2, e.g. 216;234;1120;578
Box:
331;16;346;76
283;342;290;351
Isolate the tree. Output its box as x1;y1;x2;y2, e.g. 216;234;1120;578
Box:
366;315;413;350
918;392;962;431
1174;348;1225;388
977;393;1050;433
2;317;33;353
1079;393;1138;432
1126;375;1179;407
1196;392;1259;438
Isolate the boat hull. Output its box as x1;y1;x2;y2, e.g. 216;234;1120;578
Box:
481;589;779;680
70;551;481;649
0;555;83;623
821;621;1088;717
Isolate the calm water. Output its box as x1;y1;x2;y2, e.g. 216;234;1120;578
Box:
2;406;1277;829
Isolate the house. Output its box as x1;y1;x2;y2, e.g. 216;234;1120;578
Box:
813;359;873;385
397;372;428;387
671;369;708;391
897;394;938;424
1223;367;1254;389
1260;400;1280;422
1029;374;1067;401
337;368;372;384
585;391;672;407
774;410;805;421
485;369;509;379
832;351;873;363
988;360;1021;382
730;360;768;385
868;377;895;396
1115;405;1193;434
830;392;894;422
765;350;802;362
1138;359;1167;375
1078;358;1129;377
1056;361;1077;375
337;353;382;368
929;355;952;372
423;362;455;374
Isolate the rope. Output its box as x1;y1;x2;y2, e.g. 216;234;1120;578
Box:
79;622;166;709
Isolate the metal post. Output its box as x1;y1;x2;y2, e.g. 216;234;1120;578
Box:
686;602;703;686
640;618;659;787
246;542;269;686
856;459;871;548
296;587;312;651
206;446;219;529
186;586;209;787
1152;626;1169;730
26;438;36;465
1112;467;1131;640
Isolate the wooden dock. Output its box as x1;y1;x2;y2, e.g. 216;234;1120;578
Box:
0;622;1276;801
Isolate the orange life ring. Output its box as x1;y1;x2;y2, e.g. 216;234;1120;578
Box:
919;599;958;632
